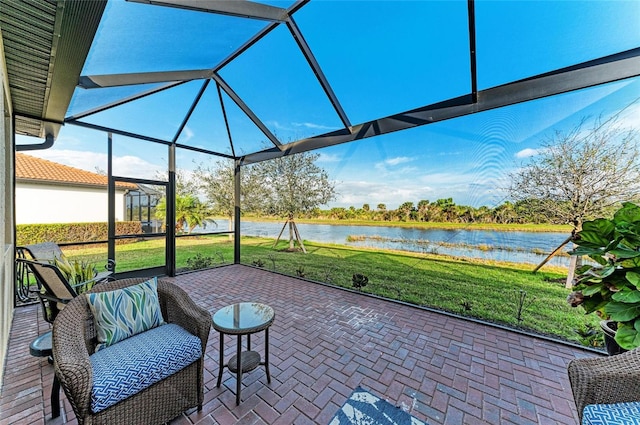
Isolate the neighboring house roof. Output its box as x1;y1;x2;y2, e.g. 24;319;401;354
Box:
15;153;137;190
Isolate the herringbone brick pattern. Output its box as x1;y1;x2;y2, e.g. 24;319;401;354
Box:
1;265;599;424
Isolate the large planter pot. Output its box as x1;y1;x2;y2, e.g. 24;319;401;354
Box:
600;320;628;356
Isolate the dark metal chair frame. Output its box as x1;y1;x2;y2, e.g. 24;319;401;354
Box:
16;258;84;419
16;258;114;419
16;258;80;324
15;242;115;306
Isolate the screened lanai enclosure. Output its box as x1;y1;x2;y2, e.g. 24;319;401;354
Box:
4;0;640;342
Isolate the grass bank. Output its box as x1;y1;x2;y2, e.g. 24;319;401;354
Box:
66;235;599;349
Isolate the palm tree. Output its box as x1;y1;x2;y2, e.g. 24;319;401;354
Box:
155;194;215;234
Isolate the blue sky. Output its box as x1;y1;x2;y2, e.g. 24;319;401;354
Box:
17;0;640;210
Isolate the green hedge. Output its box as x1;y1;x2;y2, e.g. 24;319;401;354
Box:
17;222;143;246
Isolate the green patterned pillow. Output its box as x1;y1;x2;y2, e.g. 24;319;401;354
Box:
86;277;165;352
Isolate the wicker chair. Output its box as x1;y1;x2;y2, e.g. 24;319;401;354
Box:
52;277;212;425
567;348;640;422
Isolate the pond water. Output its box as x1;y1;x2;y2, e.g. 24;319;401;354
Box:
199;220;574;268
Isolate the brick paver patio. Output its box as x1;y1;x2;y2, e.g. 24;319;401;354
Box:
1;264;600;424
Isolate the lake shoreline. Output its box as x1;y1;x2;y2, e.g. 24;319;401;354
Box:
199;219;574;269
237;216;573;234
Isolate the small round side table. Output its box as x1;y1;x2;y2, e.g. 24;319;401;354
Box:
212;302;275;405
29;331;61;419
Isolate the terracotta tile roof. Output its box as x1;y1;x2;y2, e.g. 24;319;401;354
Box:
15;153;138;190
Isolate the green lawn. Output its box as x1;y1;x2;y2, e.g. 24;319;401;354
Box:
62;235;600;349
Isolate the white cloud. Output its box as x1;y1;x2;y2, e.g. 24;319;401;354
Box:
25;149;163;179
317;152;341;163
373;156;415;174
26;150;107;173
417;172;473;186
398;166;419;175
374;162;387;173
515;148;539;158
415;171;508;207
617;102;640;130
291;122;340;131
113;155;163;178
332;168;499;209
267;120;290;131
267;121;341;133
181;126;194;142
332;179;435;210
385;156;413;166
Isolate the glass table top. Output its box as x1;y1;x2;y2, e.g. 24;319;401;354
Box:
212;302;275;334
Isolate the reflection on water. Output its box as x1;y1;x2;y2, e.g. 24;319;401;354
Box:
195;220;573;268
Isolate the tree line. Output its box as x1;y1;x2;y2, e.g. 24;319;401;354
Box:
305;198;581;225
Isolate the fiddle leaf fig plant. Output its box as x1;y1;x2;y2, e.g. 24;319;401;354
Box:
568;202;640;350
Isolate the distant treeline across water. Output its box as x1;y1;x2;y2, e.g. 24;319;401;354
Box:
311;198;574;226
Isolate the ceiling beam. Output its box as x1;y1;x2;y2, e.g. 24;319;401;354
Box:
287;16;351;130
467;0;477;103
172;79;210;143
213;0;308;72
66;81;186;120
217;83;236;157
127;0;289;22
241;47;640;165
212;72;281;148
78;69;214;89
67;119;235;160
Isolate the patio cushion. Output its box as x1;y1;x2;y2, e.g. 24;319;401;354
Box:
86;276;165;351
582;402;640;424
90;323;202;413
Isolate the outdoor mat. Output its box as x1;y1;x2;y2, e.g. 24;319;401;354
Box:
329;386;428;425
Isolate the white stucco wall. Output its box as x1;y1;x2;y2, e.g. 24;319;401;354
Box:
16;182;127;224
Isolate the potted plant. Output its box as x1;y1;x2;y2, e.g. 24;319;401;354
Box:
567;202;640;354
50;255;98;293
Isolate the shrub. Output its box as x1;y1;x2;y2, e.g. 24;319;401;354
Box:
17;222;142;245
185;253;217;271
352;273;369;290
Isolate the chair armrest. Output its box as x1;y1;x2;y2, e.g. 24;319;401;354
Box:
16;246;35;260
37;292;72;304
568;348;640;422
105;258;116;272
37;292;73;323
71;271;112;294
52;297;93;419
157;279;212;351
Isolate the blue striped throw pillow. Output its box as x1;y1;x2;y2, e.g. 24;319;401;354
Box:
86;277;165;351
